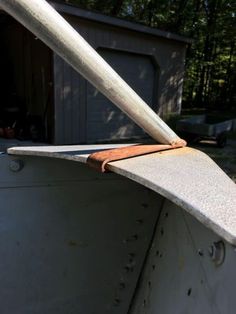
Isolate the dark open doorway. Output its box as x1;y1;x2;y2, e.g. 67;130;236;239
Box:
0;14;53;144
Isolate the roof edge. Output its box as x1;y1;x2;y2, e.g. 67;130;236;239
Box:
49;1;192;45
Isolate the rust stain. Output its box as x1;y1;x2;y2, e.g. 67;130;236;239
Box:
87;140;187;172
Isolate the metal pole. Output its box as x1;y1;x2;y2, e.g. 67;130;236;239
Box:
0;0;185;145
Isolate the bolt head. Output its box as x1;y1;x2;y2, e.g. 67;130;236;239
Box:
9;160;24;172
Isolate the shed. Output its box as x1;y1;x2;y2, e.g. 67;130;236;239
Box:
0;1;190;145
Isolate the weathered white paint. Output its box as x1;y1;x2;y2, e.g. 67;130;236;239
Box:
0;0;184;145
8;145;236;245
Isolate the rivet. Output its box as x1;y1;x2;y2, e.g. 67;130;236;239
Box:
125;234;138;242
128;253;135;258
124;264;134;273
119;282;125;290
113;298;121;306
198;249;204;257
136;219;144;224
208;241;225;266
9;160;24;172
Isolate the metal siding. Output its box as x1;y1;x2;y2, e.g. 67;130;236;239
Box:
54;52;87;144
87;49;156;142
53;17;185;144
71;67;81;142
63;60;72;143
54;53;64;143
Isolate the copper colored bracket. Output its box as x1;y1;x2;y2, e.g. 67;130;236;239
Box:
87;140;187;173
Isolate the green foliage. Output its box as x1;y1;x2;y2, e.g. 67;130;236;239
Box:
64;0;235;110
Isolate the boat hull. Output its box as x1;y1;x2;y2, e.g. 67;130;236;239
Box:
1;154;235;313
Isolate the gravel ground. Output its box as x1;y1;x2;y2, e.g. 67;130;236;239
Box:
191;139;236;183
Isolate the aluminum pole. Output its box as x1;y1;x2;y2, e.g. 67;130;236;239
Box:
0;0;185;145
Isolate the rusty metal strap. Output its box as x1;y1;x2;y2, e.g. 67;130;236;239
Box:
87;141;187;172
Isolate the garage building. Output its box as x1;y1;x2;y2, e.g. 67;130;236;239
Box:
0;1;190;144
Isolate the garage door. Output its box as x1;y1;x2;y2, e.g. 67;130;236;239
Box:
87;49;157;142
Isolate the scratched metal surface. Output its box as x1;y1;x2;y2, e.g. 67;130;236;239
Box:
7;144;131;163
8;145;236;245
129;200;236;314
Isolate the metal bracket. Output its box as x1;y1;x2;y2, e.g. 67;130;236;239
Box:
87;142;186;172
